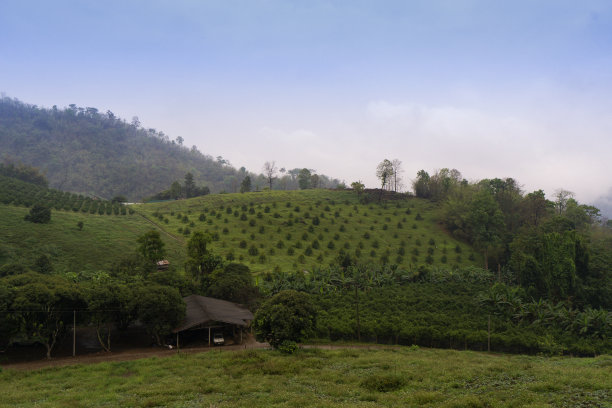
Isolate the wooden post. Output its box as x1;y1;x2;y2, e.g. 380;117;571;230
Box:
208;327;211;347
487;315;491;352
73;310;76;357
240;328;243;344
355;283;361;342
176;333;180;354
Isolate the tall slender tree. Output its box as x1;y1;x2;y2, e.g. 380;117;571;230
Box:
263;161;277;190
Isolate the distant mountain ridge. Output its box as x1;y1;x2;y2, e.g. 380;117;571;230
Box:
0;97;245;201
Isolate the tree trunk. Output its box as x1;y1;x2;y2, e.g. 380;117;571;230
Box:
484;247;489;270
96;324;112;352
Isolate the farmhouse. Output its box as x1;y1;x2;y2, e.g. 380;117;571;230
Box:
173;295;254;346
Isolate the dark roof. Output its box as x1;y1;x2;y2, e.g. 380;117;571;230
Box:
173;295;254;333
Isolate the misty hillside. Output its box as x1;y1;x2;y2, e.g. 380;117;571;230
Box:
0;97;245;201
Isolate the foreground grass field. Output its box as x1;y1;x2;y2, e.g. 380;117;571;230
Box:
1;347;610;407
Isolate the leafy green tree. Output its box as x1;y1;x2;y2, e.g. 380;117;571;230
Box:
510;228;587;301
133;283;185;346
253;290;317;348
77;221;84;230
240;176;252;193
298;168;312;189
467;189;505;270
33;254;53;274
521;189;551;227
186;231;223;287
170;181;183;199
0;263;28;278
24;204;51;223
86;280;132;351
207;263;259;307
5;273;85;358
351;181;365;200
0;281;17;349
413;170;431;198
137;230;166;266
310;173;320;189
184;172;196;198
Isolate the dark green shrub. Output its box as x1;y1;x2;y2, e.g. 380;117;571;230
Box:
361;374;405;392
25;204;51;223
278;340;299;354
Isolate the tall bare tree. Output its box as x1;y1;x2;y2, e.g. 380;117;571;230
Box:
391;159;403;192
263;161;278;190
376;159;394;191
554;189;574;215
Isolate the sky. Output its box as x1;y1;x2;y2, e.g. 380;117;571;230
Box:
1;0;612;215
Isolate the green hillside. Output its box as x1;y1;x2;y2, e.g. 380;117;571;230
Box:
0;97;342;201
0;97;241;201
135;189;480;274
0;188;480;276
0;204;185;275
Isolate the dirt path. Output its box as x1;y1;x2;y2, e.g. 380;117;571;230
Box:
1;342;406;371
2;341;270;371
132;209;184;244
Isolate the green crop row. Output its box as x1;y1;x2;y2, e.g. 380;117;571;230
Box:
0;175;130;215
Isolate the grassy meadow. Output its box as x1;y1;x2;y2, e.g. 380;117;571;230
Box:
136;190;479;274
1;347;610;407
0;204;186;274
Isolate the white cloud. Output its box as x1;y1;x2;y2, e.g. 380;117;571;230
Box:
360;100;611;203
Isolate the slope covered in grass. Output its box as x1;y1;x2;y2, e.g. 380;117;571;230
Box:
0;204;186;274
1;347;610;407
135;189;480;274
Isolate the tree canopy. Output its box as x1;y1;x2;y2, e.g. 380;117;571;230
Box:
254;290;317;349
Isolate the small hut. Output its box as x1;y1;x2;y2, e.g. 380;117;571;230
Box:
173;295;254;346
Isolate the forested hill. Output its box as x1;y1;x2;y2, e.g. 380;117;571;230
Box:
0;97;246;201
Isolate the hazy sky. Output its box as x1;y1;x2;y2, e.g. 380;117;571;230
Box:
2;1;611;213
